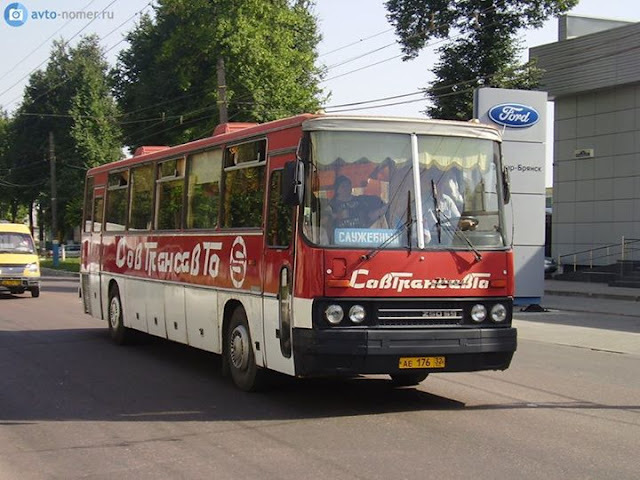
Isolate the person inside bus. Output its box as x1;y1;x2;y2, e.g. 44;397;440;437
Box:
329;175;387;230
422;185;461;245
441;168;464;212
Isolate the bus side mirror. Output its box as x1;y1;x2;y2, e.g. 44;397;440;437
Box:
282;161;304;206
502;166;511;204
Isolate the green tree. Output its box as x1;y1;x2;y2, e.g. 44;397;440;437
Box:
114;0;325;150
0;110;18;221
385;0;577;119
10;36;121;240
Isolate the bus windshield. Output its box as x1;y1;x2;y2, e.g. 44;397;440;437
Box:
302;130;506;250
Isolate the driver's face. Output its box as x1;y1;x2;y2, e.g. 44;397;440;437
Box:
337;181;351;198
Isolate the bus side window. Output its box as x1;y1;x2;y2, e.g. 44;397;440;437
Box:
105;171;129;231
129;164;154;231
221;139;266;228
266;169;292;248
186;149;222;229
93;196;104;233
155;158;185;230
83;176;94;233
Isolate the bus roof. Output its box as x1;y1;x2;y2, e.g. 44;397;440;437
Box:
87;113;318;176
303;116;502;142
87;113;501;176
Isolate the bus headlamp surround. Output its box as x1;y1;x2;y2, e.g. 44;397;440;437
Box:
325;304;344;325
491;303;508;323
470;304;487;323
349;305;366;324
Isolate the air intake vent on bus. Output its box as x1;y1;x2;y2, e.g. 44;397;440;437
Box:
133;146;170;156
212;123;258;136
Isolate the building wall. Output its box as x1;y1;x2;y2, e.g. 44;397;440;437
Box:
552;83;640;264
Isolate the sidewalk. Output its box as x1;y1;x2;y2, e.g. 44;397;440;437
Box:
544;279;640;302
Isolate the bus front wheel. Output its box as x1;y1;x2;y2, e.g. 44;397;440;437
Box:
108;285;133;345
389;372;429;386
226;307;265;391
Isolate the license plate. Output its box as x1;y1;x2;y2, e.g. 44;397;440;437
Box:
1;280;21;287
398;356;445;369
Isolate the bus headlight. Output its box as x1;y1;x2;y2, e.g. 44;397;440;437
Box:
325;304;344;325
491;304;507;323
470;304;487;323
349;305;366;324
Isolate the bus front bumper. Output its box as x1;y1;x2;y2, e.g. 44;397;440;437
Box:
292;327;517;377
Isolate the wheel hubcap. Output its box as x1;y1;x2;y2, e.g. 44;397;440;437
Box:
109;297;121;329
229;325;250;371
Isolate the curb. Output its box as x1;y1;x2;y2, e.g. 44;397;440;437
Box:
40;268;80;279
544;289;640;302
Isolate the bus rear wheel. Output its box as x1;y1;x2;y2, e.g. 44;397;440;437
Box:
108;285;133;345
226;307;266;392
389;372;429;386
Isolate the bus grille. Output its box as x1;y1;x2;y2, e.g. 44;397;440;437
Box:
376;307;463;327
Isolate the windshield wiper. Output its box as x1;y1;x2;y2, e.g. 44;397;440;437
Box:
360;191;414;263
431;179;442;243
439;211;483;262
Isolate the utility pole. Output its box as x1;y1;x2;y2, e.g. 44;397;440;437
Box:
216;57;228;124
49;131;59;267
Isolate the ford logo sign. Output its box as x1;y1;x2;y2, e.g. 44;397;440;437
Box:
488;103;539;128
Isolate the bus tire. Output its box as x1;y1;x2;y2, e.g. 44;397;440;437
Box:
226;307;266;392
389;372;429;386
30;287;40;298
108;284;132;345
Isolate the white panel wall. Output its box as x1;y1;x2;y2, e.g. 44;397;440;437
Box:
474;88;548;303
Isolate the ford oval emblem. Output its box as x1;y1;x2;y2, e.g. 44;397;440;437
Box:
488;103;539;128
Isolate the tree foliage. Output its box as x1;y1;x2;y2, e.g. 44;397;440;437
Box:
9;36;121;239
0;110;18;220
385;0;578;119
114;0;325;151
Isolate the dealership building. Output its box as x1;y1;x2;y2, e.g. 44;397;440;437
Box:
531;16;640;266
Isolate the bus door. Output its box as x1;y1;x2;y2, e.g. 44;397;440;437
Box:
81;179;105;319
262;161;296;375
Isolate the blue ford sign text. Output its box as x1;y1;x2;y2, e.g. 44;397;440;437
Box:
488;103;539;128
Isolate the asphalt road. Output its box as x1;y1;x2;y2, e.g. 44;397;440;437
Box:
0;279;638;480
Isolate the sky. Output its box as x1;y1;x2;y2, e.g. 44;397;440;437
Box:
1;0;639;185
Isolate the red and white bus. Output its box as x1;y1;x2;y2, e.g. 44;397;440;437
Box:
81;114;517;391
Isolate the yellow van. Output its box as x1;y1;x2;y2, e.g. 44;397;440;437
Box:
0;222;40;297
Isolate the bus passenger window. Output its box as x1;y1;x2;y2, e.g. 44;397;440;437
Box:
186;149;221;229
105;171;129;231
266;170;292;247
129;164;154;230
221;140;266;228
93;196;103;233
83;177;94;233
156;158;185;230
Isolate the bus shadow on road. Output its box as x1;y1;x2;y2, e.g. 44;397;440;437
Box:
0;327;471;424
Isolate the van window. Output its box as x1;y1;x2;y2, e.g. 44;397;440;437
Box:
0;232;35;254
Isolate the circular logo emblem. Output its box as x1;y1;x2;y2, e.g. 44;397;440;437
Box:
229;236;247;288
4;3;28;27
488;103;540;128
